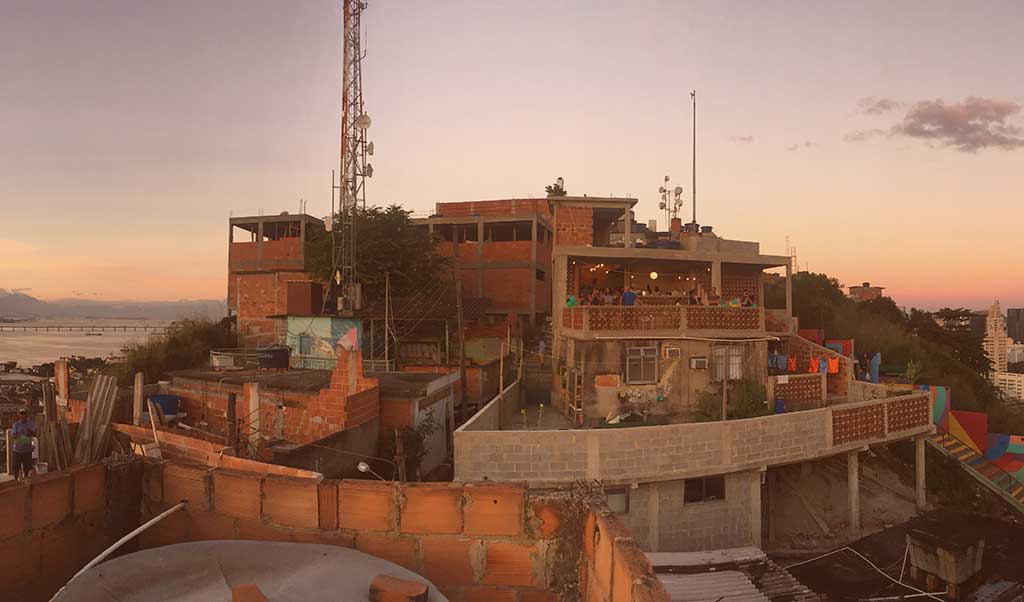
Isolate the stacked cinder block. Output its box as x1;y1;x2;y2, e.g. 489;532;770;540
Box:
138;460;577;601
555;206;593;246
0;464;113;599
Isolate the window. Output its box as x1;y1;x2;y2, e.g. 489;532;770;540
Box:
712;345;743;381
684;476;726;503
625;346;658;384
605;488;630;514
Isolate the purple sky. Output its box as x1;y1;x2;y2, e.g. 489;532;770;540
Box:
1;0;1021;310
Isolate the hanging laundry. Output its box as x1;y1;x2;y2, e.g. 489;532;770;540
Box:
808;357;818;373
818;358;828;374
777;353;789;371
787;356;797;373
827;356;840;374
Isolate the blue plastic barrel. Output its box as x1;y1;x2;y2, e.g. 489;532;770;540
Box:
773;398;785;414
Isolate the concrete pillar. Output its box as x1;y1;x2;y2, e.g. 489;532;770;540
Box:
624;210;633;248
477;219;484;296
530;217;538;325
785;262;793;323
647;482;660;552
915;435;927;511
751;470;763;548
711;260;722;294
848;450;860;539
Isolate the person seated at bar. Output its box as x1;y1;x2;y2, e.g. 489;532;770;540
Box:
566;293;578;307
687;289;699;305
590;289;603;306
741;290;754;307
603;288;616;305
621;286;637;306
706;286;721;305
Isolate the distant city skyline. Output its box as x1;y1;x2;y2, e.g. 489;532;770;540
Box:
1;0;1021;309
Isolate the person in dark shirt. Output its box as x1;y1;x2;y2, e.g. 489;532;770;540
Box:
741;290;754;307
706;286;721;305
11;409;36;480
621;287;637;306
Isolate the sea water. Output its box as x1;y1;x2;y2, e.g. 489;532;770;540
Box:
0;318;170;367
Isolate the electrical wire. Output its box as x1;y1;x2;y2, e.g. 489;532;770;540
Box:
784;546;946;602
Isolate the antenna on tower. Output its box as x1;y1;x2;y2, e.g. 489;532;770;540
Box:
332;0;373;314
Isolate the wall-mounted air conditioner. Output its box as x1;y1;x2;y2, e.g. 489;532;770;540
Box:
689;356;708;369
663;346;681;359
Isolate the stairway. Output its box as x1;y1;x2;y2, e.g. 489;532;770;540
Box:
928;431;1024;512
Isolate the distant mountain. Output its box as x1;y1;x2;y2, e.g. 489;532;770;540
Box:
0;289;226;321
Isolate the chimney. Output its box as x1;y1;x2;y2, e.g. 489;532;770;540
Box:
670;218;682;234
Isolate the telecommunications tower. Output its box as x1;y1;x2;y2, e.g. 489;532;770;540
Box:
333;0;373;313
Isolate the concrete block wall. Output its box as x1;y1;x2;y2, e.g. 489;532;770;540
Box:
455;393;933;487
137;459;666;602
0;464;136;601
643;472;760;552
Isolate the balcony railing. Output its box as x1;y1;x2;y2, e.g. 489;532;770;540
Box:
561;305;764;335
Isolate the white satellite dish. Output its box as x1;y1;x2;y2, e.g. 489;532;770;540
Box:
355;114;372;130
673;186;683;195
366;141;374;156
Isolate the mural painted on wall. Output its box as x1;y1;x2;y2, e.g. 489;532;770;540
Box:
286;316;362;357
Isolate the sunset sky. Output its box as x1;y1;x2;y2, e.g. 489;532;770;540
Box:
2;0;1021;310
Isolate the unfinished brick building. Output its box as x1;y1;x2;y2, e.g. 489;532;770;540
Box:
228;213;326;348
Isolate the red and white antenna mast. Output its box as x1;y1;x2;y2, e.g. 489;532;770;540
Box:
333;0;372;313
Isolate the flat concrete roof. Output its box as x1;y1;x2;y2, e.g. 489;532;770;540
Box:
230;213;326;226
557;245;791;268
170;368;331;392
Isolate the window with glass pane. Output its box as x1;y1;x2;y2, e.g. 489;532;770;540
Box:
606;488;629;514
626;346;658;384
712;345;743;381
684;476;726;503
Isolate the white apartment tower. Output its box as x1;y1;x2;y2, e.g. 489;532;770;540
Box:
985;300;1009;375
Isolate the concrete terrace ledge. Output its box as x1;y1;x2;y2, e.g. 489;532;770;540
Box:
454;392;934;487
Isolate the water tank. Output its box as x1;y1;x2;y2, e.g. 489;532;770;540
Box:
258;345;291;369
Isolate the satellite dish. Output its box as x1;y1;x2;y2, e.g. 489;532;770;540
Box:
673;186;683;195
659;202;666;209
355;114;372;130
365;163;374;177
658;186;666;194
366;141;374;156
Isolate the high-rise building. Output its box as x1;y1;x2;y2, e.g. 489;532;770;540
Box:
984;300;1009;375
1008;308;1024;344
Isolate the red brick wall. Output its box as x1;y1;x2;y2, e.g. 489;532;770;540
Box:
138;460;667;602
481;241;533;262
0;464;124;601
435;199;551;219
483;268;533;314
555;206;593;246
581;511;669;602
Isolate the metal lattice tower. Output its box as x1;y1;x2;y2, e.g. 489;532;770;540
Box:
333;0;371;312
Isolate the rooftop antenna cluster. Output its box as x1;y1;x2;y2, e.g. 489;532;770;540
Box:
657;175;684;230
332;0;374;313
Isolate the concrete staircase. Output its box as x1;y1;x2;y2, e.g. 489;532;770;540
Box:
928;431;1024;513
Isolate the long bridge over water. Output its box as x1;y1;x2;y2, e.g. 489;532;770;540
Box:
0;324;168;333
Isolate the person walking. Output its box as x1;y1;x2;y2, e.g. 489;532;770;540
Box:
11;409;36;480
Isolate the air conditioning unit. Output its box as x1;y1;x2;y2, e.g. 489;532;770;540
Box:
689;357;709;369
663;346;681;359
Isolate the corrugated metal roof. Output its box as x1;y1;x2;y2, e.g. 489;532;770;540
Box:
658;571;768;602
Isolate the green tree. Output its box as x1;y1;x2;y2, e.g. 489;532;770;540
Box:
306;205;452;306
116;317;235;384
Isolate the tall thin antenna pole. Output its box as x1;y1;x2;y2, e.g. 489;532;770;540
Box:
691;90;697;225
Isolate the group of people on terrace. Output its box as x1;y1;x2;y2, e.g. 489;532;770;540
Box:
566;284;756;308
